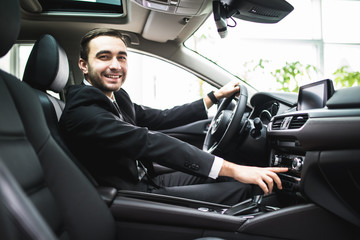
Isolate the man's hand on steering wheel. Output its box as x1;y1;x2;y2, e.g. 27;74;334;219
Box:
203;81;247;154
204;80;241;109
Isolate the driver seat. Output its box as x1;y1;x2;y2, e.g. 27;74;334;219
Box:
21;34;106;189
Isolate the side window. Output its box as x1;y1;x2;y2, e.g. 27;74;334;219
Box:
0;44;33;78
1;46;218;107
0;49;11;73
0;43;60;99
123;51;217;115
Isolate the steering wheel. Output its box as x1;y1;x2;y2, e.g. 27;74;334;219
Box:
203;85;248;154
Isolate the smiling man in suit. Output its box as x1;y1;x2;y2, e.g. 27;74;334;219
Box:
59;28;287;205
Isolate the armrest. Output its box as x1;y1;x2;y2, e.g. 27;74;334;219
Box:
110;196;247;232
96;186;117;206
117;190;230;212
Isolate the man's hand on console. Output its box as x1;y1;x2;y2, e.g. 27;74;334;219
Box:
219;160;288;195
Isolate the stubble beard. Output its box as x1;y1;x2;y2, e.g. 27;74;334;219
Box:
87;67;125;94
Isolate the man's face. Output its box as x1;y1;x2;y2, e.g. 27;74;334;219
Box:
79;35;128;98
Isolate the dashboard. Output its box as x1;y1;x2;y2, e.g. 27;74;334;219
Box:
249;91;298;125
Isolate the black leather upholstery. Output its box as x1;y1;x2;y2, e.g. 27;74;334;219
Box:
23;34;68;120
0;0;20;57
0;158;57;240
22;33;103;188
0;70;117;239
0;0;116;239
23;34;69;93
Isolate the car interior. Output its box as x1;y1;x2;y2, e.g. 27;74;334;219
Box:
1;0;360;239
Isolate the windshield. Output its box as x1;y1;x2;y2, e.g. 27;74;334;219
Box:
185;0;360;93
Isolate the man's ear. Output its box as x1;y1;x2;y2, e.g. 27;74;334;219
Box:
78;58;88;74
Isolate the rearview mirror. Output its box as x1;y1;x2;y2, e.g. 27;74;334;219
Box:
213;0;294;38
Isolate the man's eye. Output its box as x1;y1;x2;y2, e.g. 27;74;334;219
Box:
118;56;127;60
99;55;109;60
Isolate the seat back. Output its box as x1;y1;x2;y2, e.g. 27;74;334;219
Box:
0;0;116;239
22;34;101;187
0;158;57;240
22;34;69;153
22;34;68;120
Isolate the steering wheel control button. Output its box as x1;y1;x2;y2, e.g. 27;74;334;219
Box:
211;112;223;134
211;110;232;140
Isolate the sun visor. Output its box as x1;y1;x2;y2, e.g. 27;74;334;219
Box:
132;0;207;15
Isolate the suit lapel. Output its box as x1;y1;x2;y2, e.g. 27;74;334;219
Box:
114;90;136;125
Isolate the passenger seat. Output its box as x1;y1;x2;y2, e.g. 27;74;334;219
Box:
0;0;117;238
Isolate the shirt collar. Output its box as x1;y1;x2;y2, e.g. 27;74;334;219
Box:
83;79;115;102
83;79;91;86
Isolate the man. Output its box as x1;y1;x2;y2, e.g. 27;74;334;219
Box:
60;28;287;205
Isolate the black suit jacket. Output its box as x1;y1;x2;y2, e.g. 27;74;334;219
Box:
59;84;216;190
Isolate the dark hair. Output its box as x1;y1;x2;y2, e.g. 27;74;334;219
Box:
80;28;127;61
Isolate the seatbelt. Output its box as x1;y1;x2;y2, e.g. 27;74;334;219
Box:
138;161;161;189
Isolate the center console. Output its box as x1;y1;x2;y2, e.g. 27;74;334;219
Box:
270;150;303;192
268;79;335;193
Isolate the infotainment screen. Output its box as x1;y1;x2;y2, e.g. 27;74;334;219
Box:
297;79;334;111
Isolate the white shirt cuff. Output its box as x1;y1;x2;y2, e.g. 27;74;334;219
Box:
208;156;223;179
203;99;209;114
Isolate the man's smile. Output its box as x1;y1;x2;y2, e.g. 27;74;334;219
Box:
103;73;122;80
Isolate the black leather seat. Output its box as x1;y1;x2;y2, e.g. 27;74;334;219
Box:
0;0;117;239
23;34;68;121
22;34;72;161
21;33;108;189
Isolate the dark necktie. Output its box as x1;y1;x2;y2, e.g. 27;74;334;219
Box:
112;101;124;121
112;100;159;188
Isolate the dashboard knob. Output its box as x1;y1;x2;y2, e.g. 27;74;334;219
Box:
292;157;303;172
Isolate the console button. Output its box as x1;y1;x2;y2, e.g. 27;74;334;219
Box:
274;155;281;166
292;157;303;172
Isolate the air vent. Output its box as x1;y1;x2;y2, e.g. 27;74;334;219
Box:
271;114;309;130
288;115;309;129
272;117;284;130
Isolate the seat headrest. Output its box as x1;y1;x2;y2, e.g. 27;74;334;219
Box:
23;34;69;93
0;0;20;57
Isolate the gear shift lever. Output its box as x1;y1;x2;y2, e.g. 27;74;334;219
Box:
224;195;263;216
